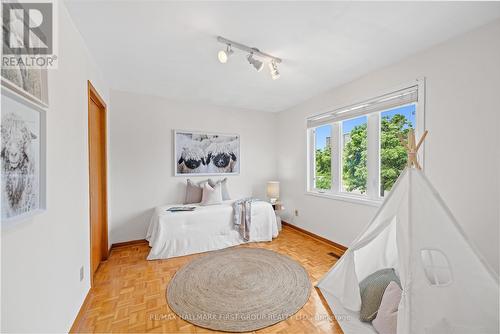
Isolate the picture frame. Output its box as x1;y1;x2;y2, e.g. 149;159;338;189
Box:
1;70;49;108
1;84;47;224
174;130;240;176
1;3;50;109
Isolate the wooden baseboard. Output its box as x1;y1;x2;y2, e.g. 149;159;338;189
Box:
110;239;148;250
282;221;347;253
109;230;345;254
69;288;92;333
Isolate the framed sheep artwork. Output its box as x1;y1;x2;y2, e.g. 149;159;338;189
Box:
1;86;47;223
174;130;240;176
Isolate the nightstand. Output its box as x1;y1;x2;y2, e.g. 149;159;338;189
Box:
272;202;283;231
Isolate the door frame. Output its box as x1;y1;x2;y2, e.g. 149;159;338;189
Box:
87;80;109;287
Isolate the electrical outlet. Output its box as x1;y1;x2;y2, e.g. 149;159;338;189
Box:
294;209;299;217
80;266;84;281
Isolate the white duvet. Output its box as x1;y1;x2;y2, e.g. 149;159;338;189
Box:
146;200;278;260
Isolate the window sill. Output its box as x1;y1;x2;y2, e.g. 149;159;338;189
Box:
305;191;382;207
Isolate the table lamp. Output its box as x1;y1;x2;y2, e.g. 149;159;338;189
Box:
266;181;280;204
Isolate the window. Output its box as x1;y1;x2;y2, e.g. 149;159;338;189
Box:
314;124;332;190
380;105;416;196
307;81;424;204
342;116;367;194
420;249;453;286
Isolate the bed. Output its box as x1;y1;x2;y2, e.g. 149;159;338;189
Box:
146;200;279;260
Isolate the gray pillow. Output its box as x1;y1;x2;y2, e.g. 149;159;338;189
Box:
184;179;203;204
359;268;401;322
208;178;231;200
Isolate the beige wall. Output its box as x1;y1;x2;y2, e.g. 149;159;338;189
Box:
1;2;110;333
108;90;278;244
276;19;500;273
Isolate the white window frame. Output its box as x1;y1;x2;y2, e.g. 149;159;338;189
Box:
306;79;426;206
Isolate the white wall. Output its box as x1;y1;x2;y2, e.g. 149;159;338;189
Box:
1;3;109;332
2;9;498;333
108;90;277;244
277;19;500;273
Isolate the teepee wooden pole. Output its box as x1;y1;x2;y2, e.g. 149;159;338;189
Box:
400;129;428;170
416;130;428;151
414;159;422;170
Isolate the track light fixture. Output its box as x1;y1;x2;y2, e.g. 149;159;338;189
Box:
217;36;282;80
247;52;264;72
217;44;233;64
268;60;280;80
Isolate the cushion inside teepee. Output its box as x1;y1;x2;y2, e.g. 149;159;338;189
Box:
359;268;400;322
372;281;402;334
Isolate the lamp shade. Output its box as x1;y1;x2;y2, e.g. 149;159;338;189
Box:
266;181;280;200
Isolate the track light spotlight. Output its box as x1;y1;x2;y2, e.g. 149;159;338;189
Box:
268;60;280;80
218;44;233;63
247;53;264;72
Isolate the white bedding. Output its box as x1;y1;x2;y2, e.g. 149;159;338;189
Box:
146;200;278;260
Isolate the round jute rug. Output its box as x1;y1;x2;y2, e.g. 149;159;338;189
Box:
166;247;311;332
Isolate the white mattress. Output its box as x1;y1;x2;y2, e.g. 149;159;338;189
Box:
146;200;278;260
320;290;377;334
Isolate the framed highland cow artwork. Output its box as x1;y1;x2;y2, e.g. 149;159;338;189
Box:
1;86;47;223
174;130;240;176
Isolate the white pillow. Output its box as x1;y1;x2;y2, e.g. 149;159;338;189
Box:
200;182;223;206
372;281;402;334
208;178;231;200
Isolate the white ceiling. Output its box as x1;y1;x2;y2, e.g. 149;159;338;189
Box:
66;1;500;112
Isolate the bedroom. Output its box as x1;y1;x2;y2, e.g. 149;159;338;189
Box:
1;1;499;333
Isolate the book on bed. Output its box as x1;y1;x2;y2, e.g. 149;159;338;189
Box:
167;206;196;212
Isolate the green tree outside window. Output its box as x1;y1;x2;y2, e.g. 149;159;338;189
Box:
342;113;412;194
315;145;331;189
314;113;412;195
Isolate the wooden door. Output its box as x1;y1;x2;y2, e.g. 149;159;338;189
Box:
88;81;108;283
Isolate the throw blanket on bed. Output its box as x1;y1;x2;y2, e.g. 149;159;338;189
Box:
233;198;260;241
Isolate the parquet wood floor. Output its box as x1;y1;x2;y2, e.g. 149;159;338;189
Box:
71;226;346;333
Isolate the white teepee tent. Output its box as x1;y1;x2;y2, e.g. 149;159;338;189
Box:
317;168;499;334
